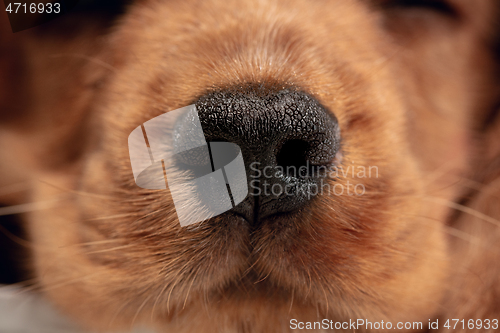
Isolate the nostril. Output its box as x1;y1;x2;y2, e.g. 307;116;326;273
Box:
277;139;333;179
276;139;310;178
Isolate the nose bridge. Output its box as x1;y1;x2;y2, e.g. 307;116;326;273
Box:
195;87;339;159
195;88;280;153
194;85;341;223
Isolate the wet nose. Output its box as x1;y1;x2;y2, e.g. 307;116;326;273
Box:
194;86;341;223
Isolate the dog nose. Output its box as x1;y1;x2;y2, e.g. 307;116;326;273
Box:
194;86;341;223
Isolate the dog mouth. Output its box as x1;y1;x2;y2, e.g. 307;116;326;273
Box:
126;85;345;300
198;204;317;283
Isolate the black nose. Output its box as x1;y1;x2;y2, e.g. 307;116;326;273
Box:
193;86;341;223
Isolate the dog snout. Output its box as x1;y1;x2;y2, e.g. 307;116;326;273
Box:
192;86;341;223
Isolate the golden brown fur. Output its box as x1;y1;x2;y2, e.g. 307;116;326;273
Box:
0;0;499;332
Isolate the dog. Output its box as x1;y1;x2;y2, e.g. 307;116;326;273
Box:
0;0;499;332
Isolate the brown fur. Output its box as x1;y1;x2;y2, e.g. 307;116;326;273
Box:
0;0;499;332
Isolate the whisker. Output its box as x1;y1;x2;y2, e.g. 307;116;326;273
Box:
288;287;295;314
378;208;498;250
131;293;154;329
48;53;118;73
0;182;30;197
253;270;271;284
69;239;128;246
165;255;199;313
109;298;136;331
0;223;34;249
442;225;485;246
3;279;39;293
84;213;143;222
315;270;330;314
0;197;64;216
151;281;171;321
75;244;138;255
20;271;104;294
36;179;119;201
425;197;500;228
165;274;183;315
182;269;198;310
299;256;313;300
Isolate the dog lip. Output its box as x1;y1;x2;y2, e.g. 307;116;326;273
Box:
229;200;308;227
